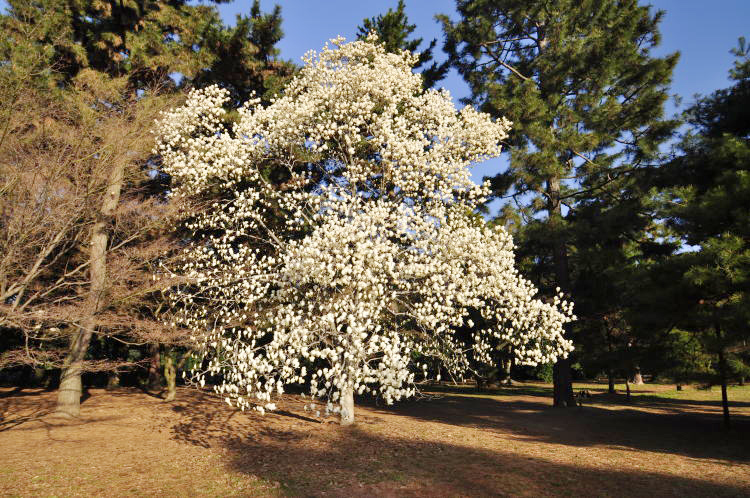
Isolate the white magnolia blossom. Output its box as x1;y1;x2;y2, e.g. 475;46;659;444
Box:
155;35;574;415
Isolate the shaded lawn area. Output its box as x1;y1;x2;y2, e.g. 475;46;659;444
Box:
1;383;749;497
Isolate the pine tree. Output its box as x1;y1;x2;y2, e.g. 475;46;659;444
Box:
567;174;650;391
192;2;295;106
4;0;294;98
440;0;678;406
659;38;750;428
357;0;447;88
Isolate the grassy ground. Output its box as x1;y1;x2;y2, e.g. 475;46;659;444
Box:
1;382;749;497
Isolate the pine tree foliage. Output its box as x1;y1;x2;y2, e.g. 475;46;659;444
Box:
192;1;295;105
440;0;678;406
657;39;750;425
1;0;293;98
357;0;448;88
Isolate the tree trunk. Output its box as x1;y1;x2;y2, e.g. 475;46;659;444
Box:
164;352;176;402
475;373;487;392
606;326;615;394
553;358;575;406
631;366;644;385
340;385;355;426
56;160;124;417
106;371;120;391
548;175;576;408
717;345;731;429
741;340;747;386
713;318;731;429
147;343;162;392
57;320;96;416
42;369;56;390
502;357;513;386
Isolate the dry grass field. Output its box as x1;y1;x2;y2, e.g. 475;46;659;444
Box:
1;382;749;497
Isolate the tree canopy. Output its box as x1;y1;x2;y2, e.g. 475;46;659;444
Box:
156;36;574;424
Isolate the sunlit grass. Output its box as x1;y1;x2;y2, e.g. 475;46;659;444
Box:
424;380;750;404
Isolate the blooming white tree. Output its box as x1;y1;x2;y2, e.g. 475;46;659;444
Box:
156;35;574;425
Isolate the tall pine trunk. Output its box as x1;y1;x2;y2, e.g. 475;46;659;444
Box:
740;340;746;387
716;324;731;429
718;349;730;429
340;385;355;426
548;176;576;407
56;161;124;417
606;326;616;394
106;371;120;390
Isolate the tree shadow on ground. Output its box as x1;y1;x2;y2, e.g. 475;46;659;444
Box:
232;430;750;497
0;388;57;431
362;391;750;464
420;383;552;398
0;387;152;432
613;393;750;409
167;393;750;497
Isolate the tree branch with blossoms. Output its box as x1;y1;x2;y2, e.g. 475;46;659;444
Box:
155;35;574;425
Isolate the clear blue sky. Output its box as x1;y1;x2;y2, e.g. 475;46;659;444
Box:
218;0;750;108
215;0;750;188
3;0;745;190
0;0;745;122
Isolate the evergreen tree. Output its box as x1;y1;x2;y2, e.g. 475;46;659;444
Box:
440;0;678;406
3;0;293;98
192;2;295;106
658;38;750;427
357;0;447;88
567;176;650;391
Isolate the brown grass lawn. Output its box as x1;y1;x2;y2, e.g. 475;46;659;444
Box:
1;382;749;497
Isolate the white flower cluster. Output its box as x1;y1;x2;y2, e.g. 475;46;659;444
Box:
155;35;574;414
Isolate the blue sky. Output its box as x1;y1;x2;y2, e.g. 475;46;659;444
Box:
219;0;750;109
216;1;750;189
0;0;745;123
2;0;745;197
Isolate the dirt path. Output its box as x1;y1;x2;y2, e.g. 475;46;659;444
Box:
1;385;748;497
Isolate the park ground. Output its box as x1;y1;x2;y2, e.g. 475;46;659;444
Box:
1;382;749;497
